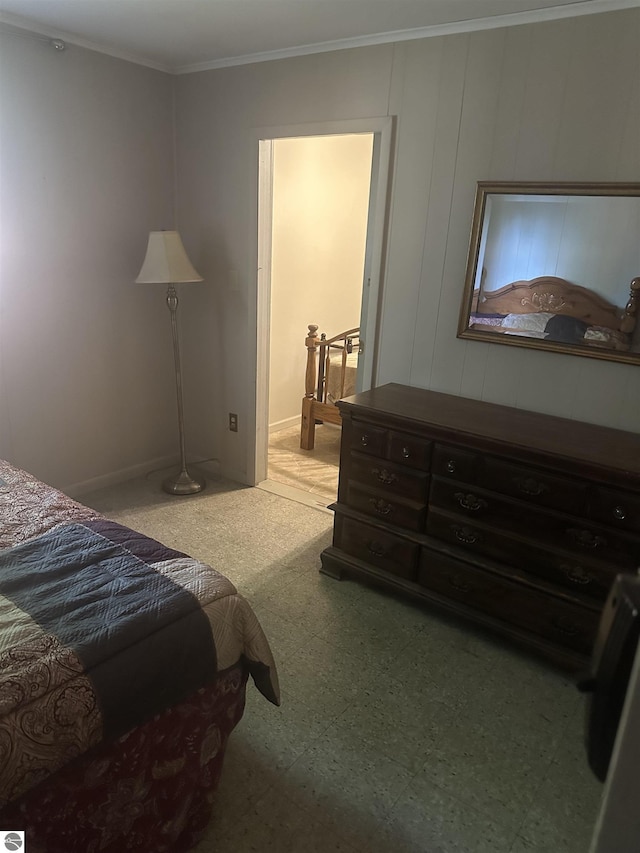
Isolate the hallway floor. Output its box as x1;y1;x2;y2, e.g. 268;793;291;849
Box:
266;423;341;506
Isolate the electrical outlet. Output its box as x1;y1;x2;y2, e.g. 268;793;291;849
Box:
229;413;238;432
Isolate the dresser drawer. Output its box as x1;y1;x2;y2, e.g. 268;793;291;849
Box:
432;444;479;483
418;549;600;655
336;516;419;581
430;477;499;522
350;421;387;457
482;457;587;514
426;509;631;596
588;486;640;535
389;431;432;471
347;483;427;532
559;522;640;569
350;453;429;501
547;554;619;602
426;509;517;563
429;479;640;570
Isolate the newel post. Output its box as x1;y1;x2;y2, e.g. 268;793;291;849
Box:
300;324;319;450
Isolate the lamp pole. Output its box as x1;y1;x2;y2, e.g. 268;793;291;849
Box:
135;231;205;496
163;284;205;495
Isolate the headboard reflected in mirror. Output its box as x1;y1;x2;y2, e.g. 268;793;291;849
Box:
458;183;640;365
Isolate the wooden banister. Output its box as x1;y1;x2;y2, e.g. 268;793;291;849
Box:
304;325;319;399
300;323;361;451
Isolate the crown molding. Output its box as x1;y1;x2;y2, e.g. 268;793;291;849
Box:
175;0;640;74
2;0;639;77
0;11;172;73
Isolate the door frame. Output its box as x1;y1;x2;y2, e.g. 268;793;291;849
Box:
250;116;394;486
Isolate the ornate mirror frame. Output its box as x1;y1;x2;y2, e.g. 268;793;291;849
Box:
458;182;640;365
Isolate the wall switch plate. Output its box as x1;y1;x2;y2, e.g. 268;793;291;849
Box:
229;413;238;432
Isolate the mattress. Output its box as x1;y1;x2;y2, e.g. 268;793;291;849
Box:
0;459;279;816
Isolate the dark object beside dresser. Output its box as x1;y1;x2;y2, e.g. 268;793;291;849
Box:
321;383;640;670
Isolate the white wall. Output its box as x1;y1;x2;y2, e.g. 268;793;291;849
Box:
269;134;372;429
482;196;640;304
0;33;177;492
175;7;640;485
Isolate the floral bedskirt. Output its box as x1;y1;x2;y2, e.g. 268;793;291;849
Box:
0;663;248;853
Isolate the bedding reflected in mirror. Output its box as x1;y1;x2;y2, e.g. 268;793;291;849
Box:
458;183;640;364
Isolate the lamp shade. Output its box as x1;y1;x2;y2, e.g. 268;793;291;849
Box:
135;231;203;284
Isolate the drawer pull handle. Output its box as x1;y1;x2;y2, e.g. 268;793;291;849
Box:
446;460;457;474
454;492;487;513
369;498;393;516
448;574;471;593
561;564;593;586
360;434;370;447
367;540;386;557
613;505;627;521
551;615;580;637
402;447;411;459
452;525;480;545
514;476;547;497
567;528;607;550
372;468;398;486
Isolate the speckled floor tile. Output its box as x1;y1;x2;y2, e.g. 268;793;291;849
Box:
387;631;494;711
325;692;454;774
81;474;601;853
236;685;338;771
286;628;412;697
280;729;414;851
452;665;580;757
413;712;555;833
313;582;433;642
252;569;367;633
382;773;518;853
245;604;316;663
197;737;278;843
280;528;335;571
313;613;427;667
199;784;307;852
513;705;603;853
202;784;362;853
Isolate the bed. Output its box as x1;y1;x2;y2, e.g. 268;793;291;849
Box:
0;459;279;853
468;275;639;351
300;324;360;450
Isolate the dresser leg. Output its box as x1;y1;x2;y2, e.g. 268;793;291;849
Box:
320;552;343;579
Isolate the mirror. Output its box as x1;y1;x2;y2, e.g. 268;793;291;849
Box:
458;182;640;364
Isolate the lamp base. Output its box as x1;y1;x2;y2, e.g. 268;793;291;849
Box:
162;468;206;496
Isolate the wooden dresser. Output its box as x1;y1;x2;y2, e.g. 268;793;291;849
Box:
321;383;640;669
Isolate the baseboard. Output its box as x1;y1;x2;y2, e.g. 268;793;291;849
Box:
189;454;222;480
269;415;301;434
64;454;221;499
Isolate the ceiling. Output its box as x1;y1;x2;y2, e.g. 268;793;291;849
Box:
0;0;636;74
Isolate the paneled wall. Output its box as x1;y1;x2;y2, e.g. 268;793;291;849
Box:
0;33;175;491
397;14;640;424
176;7;639;484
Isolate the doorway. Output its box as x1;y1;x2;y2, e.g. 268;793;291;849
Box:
253;117;393;501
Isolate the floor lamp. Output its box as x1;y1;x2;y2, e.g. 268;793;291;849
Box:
135;231;205;495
